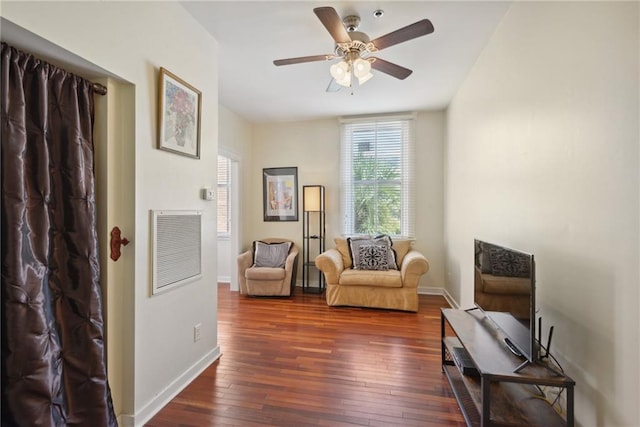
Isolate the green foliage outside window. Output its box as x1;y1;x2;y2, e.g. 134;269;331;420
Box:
352;152;401;235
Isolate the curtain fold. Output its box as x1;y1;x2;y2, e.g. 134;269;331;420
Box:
1;42;117;427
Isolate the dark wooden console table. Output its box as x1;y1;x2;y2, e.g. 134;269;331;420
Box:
441;308;575;426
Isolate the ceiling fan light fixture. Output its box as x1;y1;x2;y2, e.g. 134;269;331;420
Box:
353;58;371;77
330;61;352;87
336;70;352;87
357;72;373;85
353;58;373;85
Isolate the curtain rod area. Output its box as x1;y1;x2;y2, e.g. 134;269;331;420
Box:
92;82;107;96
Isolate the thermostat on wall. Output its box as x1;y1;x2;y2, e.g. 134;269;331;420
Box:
201;188;215;201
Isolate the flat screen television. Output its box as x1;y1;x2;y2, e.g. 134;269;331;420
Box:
474;239;538;371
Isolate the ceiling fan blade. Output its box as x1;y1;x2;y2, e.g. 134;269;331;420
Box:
273;54;335;66
314;7;351;43
326;78;342;92
370;58;413;80
371;19;434;51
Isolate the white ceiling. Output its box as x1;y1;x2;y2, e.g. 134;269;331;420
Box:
180;1;511;123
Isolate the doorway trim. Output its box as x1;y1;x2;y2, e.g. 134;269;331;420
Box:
218;149;240;291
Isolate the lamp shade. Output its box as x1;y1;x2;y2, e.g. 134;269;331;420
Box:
353;58;373;85
303;186;323;212
330;61;352;87
353;58;371;78
357;71;373;85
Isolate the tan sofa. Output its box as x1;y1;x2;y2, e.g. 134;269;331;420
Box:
474;266;530;319
315;237;429;312
238;238;299;296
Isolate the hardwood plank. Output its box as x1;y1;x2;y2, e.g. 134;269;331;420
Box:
145;284;466;426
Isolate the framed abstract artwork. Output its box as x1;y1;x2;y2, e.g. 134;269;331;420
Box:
263;167;298;221
158;67;201;159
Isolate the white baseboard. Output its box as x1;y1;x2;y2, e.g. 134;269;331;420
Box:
217;275;230;283
417;287;459;309
120;345;222;427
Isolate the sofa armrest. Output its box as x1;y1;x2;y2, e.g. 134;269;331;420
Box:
315;248;344;285
283;246;300;290
237;250;253;294
400;250;429;288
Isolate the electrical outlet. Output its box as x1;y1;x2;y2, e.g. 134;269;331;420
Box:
193;323;202;342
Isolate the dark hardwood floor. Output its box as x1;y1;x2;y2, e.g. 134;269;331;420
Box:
146;284;465;426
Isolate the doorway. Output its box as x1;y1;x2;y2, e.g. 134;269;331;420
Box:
217;152;240;291
0;22;136;422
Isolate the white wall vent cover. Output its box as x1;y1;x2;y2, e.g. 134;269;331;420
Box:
151;210;202;295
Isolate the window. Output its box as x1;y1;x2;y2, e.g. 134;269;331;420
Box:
340;115;415;237
217;155;231;236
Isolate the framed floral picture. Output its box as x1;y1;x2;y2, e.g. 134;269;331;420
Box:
158;67;201;159
263;167;298;221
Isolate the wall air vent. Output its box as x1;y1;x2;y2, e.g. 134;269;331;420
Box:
151;210;202;295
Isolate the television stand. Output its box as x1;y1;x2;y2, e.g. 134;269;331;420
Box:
441;308;575;426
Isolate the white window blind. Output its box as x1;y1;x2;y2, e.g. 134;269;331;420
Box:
217;155;230;236
340;115;415;237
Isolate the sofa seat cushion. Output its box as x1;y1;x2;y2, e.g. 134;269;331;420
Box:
481;274;530;295
245;266;285;281
339;269;402;288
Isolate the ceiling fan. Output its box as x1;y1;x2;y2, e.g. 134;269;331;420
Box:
273;7;434;91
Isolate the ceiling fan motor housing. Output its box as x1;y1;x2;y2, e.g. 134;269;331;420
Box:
334;31;375;58
343;15;360;32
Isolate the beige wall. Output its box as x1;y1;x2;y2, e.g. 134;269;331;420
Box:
445;2;639;425
228;112;447;289
1;2;220;425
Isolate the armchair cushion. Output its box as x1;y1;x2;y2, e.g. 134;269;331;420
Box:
238;238;298;297
253;240;292;268
245;266;286;281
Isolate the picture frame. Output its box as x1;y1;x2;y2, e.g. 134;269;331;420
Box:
158;67;202;159
263;167;298;221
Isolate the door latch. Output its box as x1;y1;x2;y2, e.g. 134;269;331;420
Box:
110;226;130;261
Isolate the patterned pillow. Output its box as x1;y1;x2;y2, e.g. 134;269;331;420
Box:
357;244;389;270
348;236;397;270
253;241;291;268
373;234;400;270
347;236;373;268
489;248;530;277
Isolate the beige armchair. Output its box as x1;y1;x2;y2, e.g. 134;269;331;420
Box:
315;237;429;312
237;238;299;296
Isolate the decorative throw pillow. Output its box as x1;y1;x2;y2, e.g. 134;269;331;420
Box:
357;244;389;270
373;234;400;270
253;241;291;268
348;235;398;270
479;242;500;274
489;248;530;277
346;236;372;269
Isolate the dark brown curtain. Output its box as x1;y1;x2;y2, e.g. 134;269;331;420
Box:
1;43;117;426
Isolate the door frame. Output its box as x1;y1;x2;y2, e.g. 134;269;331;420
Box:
218;149;241;291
